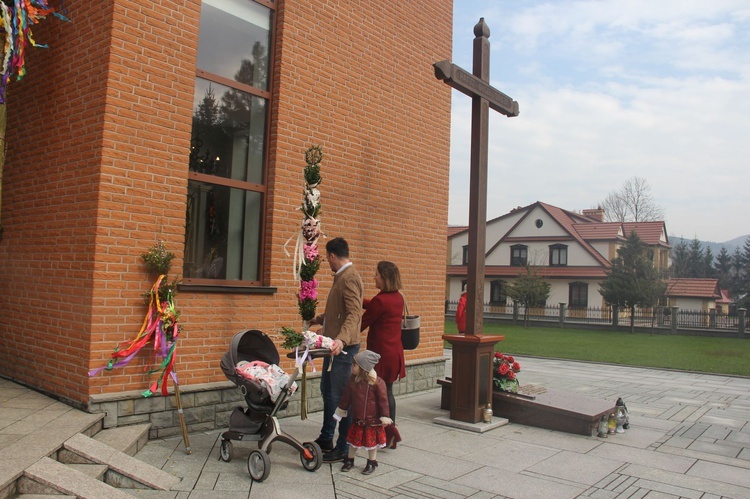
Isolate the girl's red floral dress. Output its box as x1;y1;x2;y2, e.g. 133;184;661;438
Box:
337;373;390;449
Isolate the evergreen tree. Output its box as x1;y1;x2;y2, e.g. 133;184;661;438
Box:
739;237;750;296
672;238;716;278
730;248;745;297
600;231;667;333
190;85;227;175
686;238;704;277
507;265;551;328
670;239;689;277
702;247;715;278
714;246;732;291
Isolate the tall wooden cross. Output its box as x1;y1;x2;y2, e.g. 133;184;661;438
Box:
435;18;519;423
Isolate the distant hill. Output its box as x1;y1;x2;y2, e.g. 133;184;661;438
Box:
670;235;749;256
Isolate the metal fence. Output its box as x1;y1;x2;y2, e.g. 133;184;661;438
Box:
445;300;747;334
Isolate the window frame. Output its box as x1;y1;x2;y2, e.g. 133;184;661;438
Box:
489;280;507;305
510;244;528;267
549;244;568;267
569;281;588;307
182;0;277;289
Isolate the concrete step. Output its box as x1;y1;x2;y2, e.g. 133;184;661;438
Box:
0;409;104;499
13;495;75;498
66;464;108;481
59;433;180;490
92;423;150;456
18;457;133;498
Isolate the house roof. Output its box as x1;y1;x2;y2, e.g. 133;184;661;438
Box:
447;265;607;279
572;222;623;240
717;289;732;304
666;278;721;299
537;202;612;267
447;226;468;237
621;222;669;246
447;202;671;277
480;201;612;268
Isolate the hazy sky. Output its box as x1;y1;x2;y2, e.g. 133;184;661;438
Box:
447;0;750;243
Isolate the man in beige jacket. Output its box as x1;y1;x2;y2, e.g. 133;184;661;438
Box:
309;237;363;462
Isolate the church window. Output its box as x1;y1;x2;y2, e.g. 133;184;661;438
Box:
183;0;275;284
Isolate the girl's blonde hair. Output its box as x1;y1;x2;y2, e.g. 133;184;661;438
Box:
354;366;377;385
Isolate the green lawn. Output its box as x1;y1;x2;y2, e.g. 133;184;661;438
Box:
444;322;750;377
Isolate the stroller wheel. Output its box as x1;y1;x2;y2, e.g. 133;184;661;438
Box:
247;449;271;482
219;440;233;462
300;441;322;471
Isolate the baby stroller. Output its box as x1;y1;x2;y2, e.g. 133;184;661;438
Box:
219;329;322;481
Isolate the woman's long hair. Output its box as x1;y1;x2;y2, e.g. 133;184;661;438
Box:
377;261;403;292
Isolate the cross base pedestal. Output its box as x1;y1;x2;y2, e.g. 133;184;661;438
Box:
442;334;504;423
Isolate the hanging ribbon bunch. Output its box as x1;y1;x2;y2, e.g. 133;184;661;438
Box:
89;274;181;398
0;0;69;103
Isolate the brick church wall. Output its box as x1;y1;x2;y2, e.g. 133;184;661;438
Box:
0;0;453;410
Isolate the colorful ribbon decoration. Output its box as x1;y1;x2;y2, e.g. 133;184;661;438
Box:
89;274;180;398
1;0;70;103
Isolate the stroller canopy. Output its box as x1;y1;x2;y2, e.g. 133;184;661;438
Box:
221;329;281;385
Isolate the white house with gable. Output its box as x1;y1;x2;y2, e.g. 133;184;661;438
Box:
446;201;671;309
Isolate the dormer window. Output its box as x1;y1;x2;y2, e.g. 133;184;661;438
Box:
549;244;568;266
510;244;527;266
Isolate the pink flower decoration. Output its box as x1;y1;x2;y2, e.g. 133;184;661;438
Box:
299;279;318;301
303;243;318;262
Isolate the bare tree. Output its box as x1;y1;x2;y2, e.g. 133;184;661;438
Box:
600;177;665;223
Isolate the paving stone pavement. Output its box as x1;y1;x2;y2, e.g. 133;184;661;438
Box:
130;351;750;498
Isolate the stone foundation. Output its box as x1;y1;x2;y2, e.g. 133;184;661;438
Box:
89;356;446;439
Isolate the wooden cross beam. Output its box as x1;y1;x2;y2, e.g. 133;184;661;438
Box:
433;60;519;118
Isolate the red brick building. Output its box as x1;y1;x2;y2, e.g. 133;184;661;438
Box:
0;0;453;432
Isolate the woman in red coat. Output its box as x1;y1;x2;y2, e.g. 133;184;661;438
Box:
361;261;405;448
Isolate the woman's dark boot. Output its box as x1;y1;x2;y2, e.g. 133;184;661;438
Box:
362;459;378;475
341;457;354;472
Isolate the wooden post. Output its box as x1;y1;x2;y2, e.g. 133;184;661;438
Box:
739;308;746;339
173;381;192;455
435;18;518;423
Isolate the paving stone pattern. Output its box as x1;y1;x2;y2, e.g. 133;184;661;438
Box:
132;352;750;498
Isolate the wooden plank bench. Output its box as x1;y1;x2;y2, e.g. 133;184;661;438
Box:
436;378;452;411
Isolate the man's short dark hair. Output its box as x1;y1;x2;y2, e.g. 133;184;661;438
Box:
326;237;350;258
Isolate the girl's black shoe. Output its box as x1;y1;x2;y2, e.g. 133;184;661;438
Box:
362;459;378;475
341;458;354;472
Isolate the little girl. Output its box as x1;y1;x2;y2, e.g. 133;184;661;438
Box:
333;350;392;474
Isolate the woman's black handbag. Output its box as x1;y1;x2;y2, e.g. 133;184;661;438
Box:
401;295;420;350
